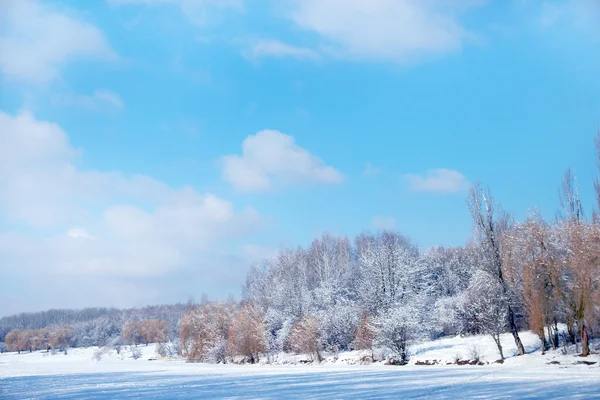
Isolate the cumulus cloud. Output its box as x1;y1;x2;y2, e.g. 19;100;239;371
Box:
0;0;117;83
405;168;470;193
221;130;344;192
285;0;482;63
66;227;94;240
0;110;263;313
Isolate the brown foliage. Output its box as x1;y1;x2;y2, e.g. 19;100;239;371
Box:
288;315;322;362
504;218;558;353
122;319;169;346
49;325;73;351
5;327;66;353
595;131;600;217
353;312;374;350
179;302;234;362
5;329;25;353
122;321;142;346
227;304;265;363
564;221;600;356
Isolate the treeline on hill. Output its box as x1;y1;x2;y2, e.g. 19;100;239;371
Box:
0;303;189;353
2;134;600;364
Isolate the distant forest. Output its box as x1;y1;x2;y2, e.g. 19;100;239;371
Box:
2;133;599;363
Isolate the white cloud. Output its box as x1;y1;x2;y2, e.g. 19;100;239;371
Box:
371;216;396;230
221;130;344;192
51;89;125;111
0;0;116;83
243;39;320;61
109;0;243;25
0;110;262;287
405;168;470;193
67;227;94;240
286;0;482;63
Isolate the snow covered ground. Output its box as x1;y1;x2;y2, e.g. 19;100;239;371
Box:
1;331;599;399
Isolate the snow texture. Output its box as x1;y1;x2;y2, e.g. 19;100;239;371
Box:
1;332;599;399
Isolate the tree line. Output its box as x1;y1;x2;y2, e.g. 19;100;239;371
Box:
177;133;600;363
2;134;599;363
0;303;189;352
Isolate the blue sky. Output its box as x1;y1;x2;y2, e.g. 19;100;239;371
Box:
0;0;599;315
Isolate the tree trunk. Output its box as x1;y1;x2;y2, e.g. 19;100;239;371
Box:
507;305;525;355
581;324;590;357
551;319;559;350
567;322;576;345
538;328;548;355
493;333;504;360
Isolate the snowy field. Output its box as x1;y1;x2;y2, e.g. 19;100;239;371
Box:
2;332;599;399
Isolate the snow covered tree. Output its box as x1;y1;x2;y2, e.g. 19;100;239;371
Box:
356;231;420;313
464;271;508;360
467;183;526;356
316;301;360;352
373;303;421;364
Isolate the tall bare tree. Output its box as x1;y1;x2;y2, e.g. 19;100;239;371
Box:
559;168;585;223
595;132;600;219
467;183;526;355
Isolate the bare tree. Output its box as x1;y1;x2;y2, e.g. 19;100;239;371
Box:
122;321;143;346
288;316;323;362
179;302;234;363
504;216;561;353
227;304;265;363
565;222;600;356
139;319;168;345
559;168;585;223
353;311;374;351
5;329;23;353
467;183;525;356
49;325;73;354
595;132;600;219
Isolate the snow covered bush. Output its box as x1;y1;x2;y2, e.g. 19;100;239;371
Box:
156;341;178;358
317;302;360;352
131;346;142;360
433;295;466;336
462;271;508;359
374;304;421;364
